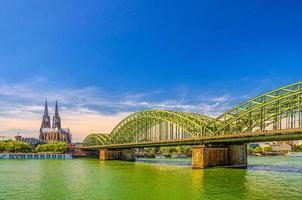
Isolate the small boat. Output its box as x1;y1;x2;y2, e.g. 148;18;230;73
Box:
287;152;302;157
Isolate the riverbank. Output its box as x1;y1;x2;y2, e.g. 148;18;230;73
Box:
0;153;72;159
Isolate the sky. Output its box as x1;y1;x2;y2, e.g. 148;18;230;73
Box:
0;0;302;141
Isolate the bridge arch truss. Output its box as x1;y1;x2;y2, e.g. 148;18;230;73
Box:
82;81;302;146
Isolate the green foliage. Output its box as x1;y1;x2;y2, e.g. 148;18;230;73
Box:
158;146;191;154
175;146;182;154
35;142;68;153
247;147;254;154
176;146;192;154
0;142;6;152
253;146;263;153
144;147;155;154
159;147;171;154
0;141;32;153
263;146;273;152
159;147;177;154
292;145;302;152
0;141;68;154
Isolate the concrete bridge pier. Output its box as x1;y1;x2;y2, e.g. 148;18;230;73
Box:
192;144;247;169
99;149;135;161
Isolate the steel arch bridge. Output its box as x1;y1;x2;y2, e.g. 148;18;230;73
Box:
82;133;110;146
83;81;302;147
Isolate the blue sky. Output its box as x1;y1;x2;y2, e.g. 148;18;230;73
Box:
0;0;301;141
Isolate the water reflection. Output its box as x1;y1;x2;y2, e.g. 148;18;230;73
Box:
248;165;302;173
1;157;302;200
191;170;205;199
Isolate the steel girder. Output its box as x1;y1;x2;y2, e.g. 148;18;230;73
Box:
82;111;216;146
82;81;302;146
108;110;216;144
211;81;302;135
82;133;110;146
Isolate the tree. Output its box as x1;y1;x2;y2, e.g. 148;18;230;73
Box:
168;147;177;154
0;142;6;152
155;146;192;155
293;145;302;152
35;142;68;153
0;141;32;153
175;146;182;154
253;146;263;153
159;147;170;154
247;147;254;155
263;146;273;152
144;147;155;154
180;146;192;154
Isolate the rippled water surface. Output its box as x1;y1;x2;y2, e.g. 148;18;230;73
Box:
1;156;302;200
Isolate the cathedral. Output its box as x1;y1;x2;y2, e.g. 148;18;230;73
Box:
39;100;72;143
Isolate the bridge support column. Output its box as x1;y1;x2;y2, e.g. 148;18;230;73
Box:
99;149;120;160
229;144;247;167
192;144;247;169
120;149;136;161
99;149;135;161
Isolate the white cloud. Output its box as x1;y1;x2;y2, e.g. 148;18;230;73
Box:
210;94;230;103
0;80;243;141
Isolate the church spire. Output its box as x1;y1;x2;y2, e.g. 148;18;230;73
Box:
40;99;51;130
43;99;49;117
54;100;59;118
52;101;61;129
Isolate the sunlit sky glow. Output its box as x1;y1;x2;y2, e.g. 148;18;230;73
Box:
0;1;302;141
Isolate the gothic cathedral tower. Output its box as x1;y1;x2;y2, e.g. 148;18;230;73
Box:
52;101;61;129
39;99;51;140
39;100;71;143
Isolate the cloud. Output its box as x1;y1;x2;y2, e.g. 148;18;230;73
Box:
210;94;230;103
0;79;245;141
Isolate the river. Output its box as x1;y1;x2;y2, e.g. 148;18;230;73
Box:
0;156;302;200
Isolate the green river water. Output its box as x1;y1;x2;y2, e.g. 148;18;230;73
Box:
1;156;302;200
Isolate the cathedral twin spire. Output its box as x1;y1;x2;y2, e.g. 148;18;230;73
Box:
41;99;51;128
39;99;71;143
53;101;61;129
43;99;49;117
41;99;61;129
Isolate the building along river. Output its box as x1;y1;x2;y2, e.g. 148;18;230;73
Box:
0;156;302;200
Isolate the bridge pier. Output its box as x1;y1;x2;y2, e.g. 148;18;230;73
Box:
192;144;247;169
99;149;135;161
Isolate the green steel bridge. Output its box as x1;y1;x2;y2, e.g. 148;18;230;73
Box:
80;81;302;168
82;81;302;149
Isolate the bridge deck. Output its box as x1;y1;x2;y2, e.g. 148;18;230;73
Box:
81;128;302;150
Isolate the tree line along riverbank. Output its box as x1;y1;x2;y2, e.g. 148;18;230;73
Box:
0;140;68;153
